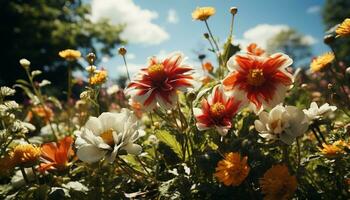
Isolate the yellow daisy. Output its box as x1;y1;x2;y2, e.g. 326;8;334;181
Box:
310;52;334;72
59;49;81;61
336;18;350;37
192;7;216;21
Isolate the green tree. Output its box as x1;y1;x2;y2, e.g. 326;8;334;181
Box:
267;29;312;66
322;0;350;63
0;0;125;97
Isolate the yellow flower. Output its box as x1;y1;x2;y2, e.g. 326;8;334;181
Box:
319;140;346;158
260;164;297;200
310;52;334;72
11;144;41;167
214;152;250;186
59;49;81;61
90;70;108;85
336;18;350;37
192;7;216;21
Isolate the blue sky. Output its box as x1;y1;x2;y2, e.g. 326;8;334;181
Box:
87;0;328;79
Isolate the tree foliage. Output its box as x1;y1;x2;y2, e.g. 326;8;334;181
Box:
0;0;125;96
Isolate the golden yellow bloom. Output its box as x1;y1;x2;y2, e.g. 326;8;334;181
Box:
59;49;81;61
27;105;54;124
90;70;108;85
11;144;41;167
336;18;350;37
192;7;216;21
319;140;346;158
310;52;334;72
214;152;250;186
260;164;297;200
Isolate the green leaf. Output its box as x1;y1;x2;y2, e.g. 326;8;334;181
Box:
155;130;185;160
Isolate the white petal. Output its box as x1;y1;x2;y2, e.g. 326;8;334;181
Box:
85;117;103;136
254;120;267;133
193;108;203;117
123;143;142;155
77;145;106;163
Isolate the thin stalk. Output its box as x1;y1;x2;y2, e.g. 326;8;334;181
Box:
31;166;40;184
315;126;327;144
20;167;29;184
296;137;301;171
122;55;131;81
67;63;72;102
311;128;323;147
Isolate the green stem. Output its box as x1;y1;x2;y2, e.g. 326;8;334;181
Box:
20;167;29;184
122;55;131;81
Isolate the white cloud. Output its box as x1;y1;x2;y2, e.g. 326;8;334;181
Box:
307;5;321;14
126;53;136;60
167;9;179;24
116;63;143;77
235;24;317;49
91;0;169;45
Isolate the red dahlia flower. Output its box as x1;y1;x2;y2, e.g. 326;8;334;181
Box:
223;53;293;113
39;136;74;172
246;43;265;56
194;85;243;136
126;52;193;110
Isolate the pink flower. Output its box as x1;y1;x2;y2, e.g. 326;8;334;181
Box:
126;52;193;110
223;53;293;113
194;85;243;136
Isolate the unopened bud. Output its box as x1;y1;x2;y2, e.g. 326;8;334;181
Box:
204;33;210;39
153;121;160;129
198;54;206;60
324;34;335;45
19;58;31;69
118;47;127;56
328;83;333;89
301;83;308;89
86;53;96;65
230;7;238;15
346;67;350;75
187;92;196;101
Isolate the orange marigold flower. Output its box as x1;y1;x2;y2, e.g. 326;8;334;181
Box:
214;152;250;186
192;7;216;21
90;70;108;85
247;43;265;56
11;144;41;167
59;49;81;61
260;164;297;200
336;18;350;37
202;61;214;72
310;52;334;73
39;136;74;172
28;105;54;124
319;140;346;158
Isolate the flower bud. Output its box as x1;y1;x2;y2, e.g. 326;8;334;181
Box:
324;34;335;45
187;92;196;101
327;83;333;90
346;67;350;75
301;83;308;89
230;7;238;15
118;47;127;56
203;33;210;39
86;53;96;65
19;58;30;69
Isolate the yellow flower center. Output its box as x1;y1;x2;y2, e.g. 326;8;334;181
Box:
247;69;265;86
148;64;166;81
210;102;226;117
100;129;114;146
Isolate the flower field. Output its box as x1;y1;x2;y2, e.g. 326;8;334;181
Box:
1;4;350;200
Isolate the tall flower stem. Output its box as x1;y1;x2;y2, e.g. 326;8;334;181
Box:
311;128;323;147
20;167;29;184
122;55;131;81
296;137;301;171
67;63;72;102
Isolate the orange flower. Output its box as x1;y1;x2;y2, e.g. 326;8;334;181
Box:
90;70;108;85
27;105;54;124
260;164;297;200
11;144;41;167
247;43;265;56
39;136;74;172
202;61;214;72
336;18;350;37
318;140;347;158
214;152;250;186
59;49;81;61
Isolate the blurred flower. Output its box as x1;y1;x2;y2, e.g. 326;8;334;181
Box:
59;49;81;61
254;105;309;145
19;58;30;69
11;168;35;188
126;52;193;111
107;84;120;95
246;43;265;56
39;80;51;87
0;86;15;97
147;134;159;146
202;61;214;72
86;65;96;73
129;99;143;118
11;144;41;167
39;136;74;172
27;105;54;124
40;123;65;136
260;164;297;200
192;7;216;21
223;53;293;112
303;102;337;121
200;76;212;85
214;152;250;186
336;18;350;37
31;70;42;76
310;52;334;73
90;70;108;85
0;154;15;175
194;85;243;136
319;140;347;158
74;109;143;163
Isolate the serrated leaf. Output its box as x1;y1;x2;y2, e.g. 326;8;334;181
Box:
155;130;185;160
